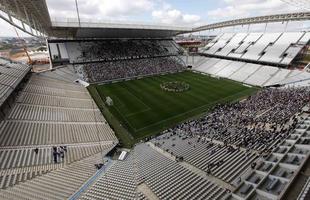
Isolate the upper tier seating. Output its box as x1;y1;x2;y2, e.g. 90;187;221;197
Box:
229;33;262;58
203;32;309;65
242;32;282;61
259;32;304;63
65;39;181;63
205;33;235;55
216;33;248;56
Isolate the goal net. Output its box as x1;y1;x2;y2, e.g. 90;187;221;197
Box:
106;96;113;106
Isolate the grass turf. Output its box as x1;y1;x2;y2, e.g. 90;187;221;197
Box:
89;71;258;147
304;54;310;62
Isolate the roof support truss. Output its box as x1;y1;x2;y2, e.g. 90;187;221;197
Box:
194;12;310;32
0;0;50;37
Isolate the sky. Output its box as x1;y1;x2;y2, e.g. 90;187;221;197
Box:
0;0;308;37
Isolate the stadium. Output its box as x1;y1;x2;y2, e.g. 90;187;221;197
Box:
0;0;310;199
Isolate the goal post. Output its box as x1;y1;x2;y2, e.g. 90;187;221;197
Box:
106;96;113;106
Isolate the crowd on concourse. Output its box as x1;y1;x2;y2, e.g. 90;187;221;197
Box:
75;57;186;83
160;87;310;151
76;39;179;62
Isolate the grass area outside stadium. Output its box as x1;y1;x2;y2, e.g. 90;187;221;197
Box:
88;71;258;147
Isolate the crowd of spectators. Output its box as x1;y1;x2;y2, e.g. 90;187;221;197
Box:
160;87;310;151
72;39;185;82
75;57;186;83
75;39;180;63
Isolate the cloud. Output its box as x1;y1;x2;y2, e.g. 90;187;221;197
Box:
152;4;201;25
207;0;300;21
46;0;154;20
99;0;154;17
183;14;201;24
47;0;202;26
208;6;249;19
47;0;201;25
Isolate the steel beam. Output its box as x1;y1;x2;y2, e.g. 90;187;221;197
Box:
23;4;33;34
0;12;37;37
194;12;310;32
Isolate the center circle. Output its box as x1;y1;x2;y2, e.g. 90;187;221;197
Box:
160;81;190;92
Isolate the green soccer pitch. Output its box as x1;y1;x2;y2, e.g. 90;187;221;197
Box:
88;71;258;147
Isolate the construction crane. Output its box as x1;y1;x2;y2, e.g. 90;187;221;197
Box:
13;27;33;65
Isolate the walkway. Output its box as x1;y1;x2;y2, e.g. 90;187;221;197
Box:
137;183;160;200
68;157;114;200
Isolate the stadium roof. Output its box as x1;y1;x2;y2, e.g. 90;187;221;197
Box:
194;12;310;32
0;0;310;38
0;0;51;36
0;0;191;38
50;20;192;38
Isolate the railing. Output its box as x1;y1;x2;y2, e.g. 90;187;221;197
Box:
297;176;310;200
68;157;114;200
91;70;186;85
304;63;310;71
